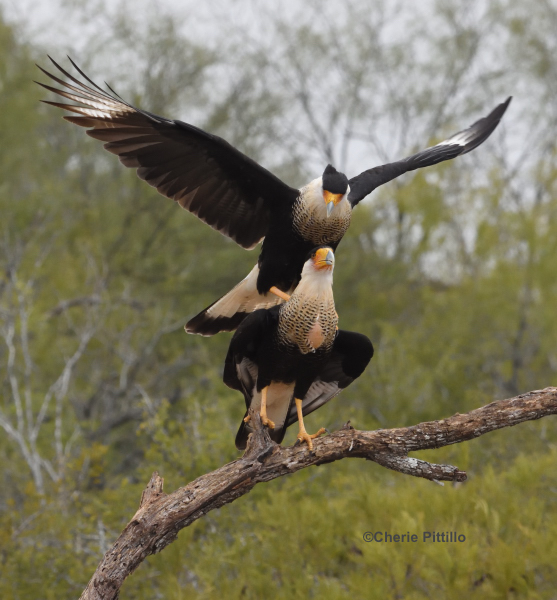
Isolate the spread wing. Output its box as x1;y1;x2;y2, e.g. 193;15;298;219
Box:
285;329;374;427
348;97;512;207
37;57;299;250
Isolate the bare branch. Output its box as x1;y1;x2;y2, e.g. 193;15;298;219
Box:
79;387;557;600
47;296;103;318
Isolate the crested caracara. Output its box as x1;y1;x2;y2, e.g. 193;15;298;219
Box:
224;247;374;450
37;58;511;335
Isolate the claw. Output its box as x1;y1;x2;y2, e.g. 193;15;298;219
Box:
294;397;326;450
261;415;275;429
295;427;326;451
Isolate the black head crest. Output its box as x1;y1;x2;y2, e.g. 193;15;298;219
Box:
305;245;334;262
322;164;348;194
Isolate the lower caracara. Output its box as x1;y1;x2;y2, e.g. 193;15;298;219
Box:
224;247;374;450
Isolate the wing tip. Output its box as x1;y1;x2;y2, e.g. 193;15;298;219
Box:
490;95;513;121
185;311;249;336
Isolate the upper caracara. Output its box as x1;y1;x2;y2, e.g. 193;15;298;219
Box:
37;58;511;334
224;246;374;450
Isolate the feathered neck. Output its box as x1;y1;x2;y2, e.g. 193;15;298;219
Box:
292;261;334;300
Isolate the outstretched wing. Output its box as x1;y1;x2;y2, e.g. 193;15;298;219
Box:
348;97;512;207
285;329;374;427
37;57;299;250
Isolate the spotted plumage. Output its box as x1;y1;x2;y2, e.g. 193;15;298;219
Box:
291;187;352;246
277;284;337;354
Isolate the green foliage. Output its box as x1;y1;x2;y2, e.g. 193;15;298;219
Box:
1;2;556;598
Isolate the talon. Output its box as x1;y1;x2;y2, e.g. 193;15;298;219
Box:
296;427;326;451
243;414;251;423
262;415;275;429
294;397;326;450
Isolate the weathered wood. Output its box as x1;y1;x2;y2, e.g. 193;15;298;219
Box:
79;387;557;600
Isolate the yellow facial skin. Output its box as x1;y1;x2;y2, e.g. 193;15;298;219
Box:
313;247;335;270
323;190;344;217
323;190;344;205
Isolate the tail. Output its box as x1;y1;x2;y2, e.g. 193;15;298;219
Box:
235;381;296;450
186;264;289;336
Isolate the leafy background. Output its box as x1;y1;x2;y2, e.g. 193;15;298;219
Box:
1;0;556;598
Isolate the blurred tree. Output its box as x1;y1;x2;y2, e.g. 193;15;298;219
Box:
0;0;556;597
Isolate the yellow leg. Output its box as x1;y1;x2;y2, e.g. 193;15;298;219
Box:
269;286;291;302
295;398;326;450
260;387;275;429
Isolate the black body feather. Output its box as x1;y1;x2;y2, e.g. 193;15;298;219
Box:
224;307;374;450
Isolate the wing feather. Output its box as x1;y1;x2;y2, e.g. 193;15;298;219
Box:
286;330;374;427
348;97;512;207
37;57;299;249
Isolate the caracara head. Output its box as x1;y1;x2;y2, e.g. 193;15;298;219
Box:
301;246;335;276
296;246;335;297
322;164;349;217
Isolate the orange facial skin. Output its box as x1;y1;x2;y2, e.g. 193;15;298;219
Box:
323;190;344;206
313;247;335;270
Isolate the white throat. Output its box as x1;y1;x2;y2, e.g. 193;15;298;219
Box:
294;263;334;299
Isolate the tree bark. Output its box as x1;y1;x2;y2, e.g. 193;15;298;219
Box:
79;386;557;600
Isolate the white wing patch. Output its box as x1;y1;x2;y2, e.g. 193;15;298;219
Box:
437;131;472;147
205;264;287;319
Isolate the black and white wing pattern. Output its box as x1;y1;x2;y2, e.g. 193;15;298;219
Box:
285;329;374;427
37;57;298;249
348;97;512;207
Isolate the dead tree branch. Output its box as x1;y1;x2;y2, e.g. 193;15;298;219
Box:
79;387;557;600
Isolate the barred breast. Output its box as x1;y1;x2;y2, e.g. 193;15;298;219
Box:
291;196;351;246
277;292;338;355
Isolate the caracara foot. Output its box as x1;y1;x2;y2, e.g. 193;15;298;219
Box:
269;286;291;302
243;413;275;429
261;414;275;429
295;427;326;450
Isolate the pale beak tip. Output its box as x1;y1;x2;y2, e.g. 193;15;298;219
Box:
326;202;334;217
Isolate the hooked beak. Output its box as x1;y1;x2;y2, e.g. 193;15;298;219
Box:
323;190;344;218
314;247;335;270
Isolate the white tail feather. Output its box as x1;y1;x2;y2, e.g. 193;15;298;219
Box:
186;263;294;335
205;264;282;319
